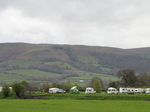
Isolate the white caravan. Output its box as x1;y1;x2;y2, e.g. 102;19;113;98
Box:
0;87;2;92
85;87;96;94
49;88;66;93
119;87;145;94
107;87;118;94
0;87;12;92
119;87;128;93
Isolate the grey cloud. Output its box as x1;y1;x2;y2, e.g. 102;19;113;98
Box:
0;0;150;48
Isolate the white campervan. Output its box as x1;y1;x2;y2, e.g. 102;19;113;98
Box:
107;87;118;94
85;87;96;94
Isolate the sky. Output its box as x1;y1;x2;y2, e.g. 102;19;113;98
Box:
0;0;150;49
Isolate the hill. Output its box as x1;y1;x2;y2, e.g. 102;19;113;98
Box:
0;43;150;85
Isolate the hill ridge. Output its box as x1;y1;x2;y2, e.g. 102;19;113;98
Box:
0;43;150;85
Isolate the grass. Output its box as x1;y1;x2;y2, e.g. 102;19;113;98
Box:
0;69;62;84
0;59;118;86
7;69;61;77
0;60;41;68
67;72;118;81
0;99;150;112
44;61;78;70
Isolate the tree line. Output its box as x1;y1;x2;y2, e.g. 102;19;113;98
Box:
1;77;104;99
2;69;150;99
108;69;150;88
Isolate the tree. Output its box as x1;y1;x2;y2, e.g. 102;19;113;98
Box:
12;82;24;98
137;72;150;87
89;77;103;93
2;85;11;97
43;82;51;92
12;81;30;98
108;81;118;88
64;80;72;92
116;69;137;87
93;79;101;93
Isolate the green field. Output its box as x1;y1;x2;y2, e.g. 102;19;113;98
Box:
0;100;150;112
0;59;118;85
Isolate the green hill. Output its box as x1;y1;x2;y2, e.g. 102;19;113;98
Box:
0;43;150;85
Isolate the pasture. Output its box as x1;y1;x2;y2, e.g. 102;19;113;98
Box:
0;99;150;112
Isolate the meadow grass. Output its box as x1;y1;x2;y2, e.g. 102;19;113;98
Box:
44;61;78;70
0;69;61;84
67;72;118;81
7;69;61;77
0;60;41;68
0;99;150;112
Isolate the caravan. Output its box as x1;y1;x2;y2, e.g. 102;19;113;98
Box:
119;87;128;93
49;88;66;93
0;87;2;92
85;87;96;94
0;87;12;92
119;88;145;94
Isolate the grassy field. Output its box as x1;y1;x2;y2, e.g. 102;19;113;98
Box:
0;59;118;86
0;99;150;112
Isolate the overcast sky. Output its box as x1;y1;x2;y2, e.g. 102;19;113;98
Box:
0;0;150;48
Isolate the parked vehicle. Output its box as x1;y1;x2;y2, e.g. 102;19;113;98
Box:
0;87;2;92
49;88;66;93
69;86;80;94
107;87;118;94
119;87;145;94
119;87;128;93
0;87;12;92
145;88;150;93
85;87;96;94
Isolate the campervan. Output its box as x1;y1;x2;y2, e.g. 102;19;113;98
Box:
107;87;118;94
69;86;80;94
85;87;96;94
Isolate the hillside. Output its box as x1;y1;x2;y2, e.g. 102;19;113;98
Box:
0;43;150;85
